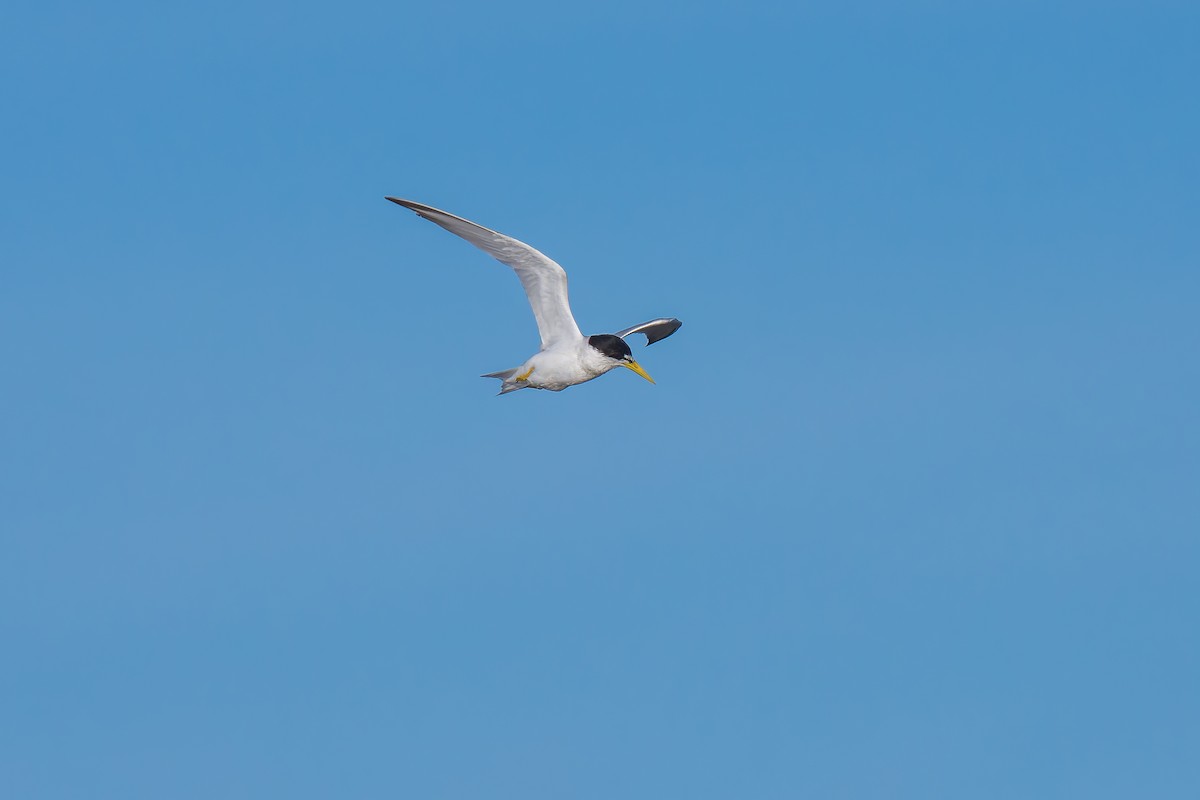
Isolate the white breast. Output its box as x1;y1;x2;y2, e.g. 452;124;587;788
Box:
522;340;616;391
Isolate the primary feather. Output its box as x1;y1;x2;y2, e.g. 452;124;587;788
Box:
614;318;684;346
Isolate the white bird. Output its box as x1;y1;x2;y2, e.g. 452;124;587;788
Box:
386;198;682;395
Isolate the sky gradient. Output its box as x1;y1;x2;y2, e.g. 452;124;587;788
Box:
3;2;1198;797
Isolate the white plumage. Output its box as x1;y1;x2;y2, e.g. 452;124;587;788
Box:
387;198;681;395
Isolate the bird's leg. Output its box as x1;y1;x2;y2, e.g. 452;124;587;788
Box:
515;366;534;382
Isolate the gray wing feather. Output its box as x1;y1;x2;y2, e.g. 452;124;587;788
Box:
386;197;582;347
614;317;682;346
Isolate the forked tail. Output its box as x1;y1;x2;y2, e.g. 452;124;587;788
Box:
481;368;527;396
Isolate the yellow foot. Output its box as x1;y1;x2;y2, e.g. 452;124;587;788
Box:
515;366;534;382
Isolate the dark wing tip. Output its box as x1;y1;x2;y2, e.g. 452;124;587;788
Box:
386;197;434;214
645;318;682;345
386;197;443;224
615;317;683;346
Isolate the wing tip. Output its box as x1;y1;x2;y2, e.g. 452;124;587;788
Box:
386;197;436;217
642;318;683;346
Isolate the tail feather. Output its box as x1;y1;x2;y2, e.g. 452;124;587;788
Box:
482;367;527;396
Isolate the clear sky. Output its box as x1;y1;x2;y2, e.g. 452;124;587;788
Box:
3;1;1198;797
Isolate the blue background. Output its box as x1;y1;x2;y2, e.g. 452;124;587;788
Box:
3;1;1198;797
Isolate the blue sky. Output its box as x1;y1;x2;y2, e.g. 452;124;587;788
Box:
3;1;1198;797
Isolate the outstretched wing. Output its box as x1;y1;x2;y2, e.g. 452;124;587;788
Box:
614;318;682;346
386;198;583;347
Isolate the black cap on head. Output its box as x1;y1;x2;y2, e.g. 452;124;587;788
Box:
588;334;633;361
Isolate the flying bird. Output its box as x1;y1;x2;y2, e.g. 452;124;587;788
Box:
386;198;681;395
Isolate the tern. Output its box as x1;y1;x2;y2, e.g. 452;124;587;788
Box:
386;198;682;395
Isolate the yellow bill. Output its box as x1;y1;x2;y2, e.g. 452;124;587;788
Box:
623;360;655;384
